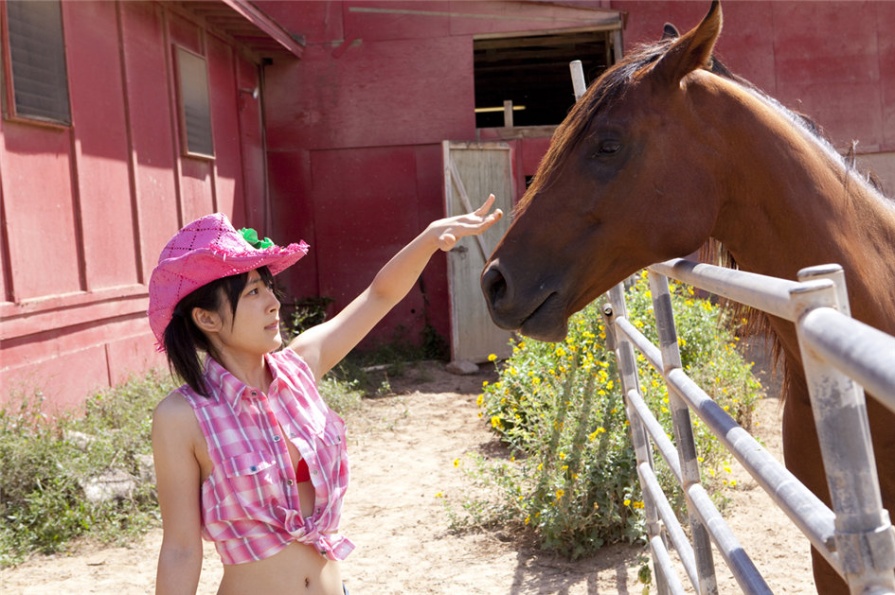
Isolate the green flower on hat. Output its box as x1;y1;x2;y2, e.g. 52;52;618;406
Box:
239;227;274;250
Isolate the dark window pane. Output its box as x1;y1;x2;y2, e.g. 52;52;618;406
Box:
175;47;214;157
5;0;71;124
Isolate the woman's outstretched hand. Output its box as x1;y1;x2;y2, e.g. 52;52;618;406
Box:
432;194;504;252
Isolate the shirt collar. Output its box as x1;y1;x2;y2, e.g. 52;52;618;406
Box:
204;354;275;407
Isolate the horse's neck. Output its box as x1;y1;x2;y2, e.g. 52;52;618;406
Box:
707;90;895;332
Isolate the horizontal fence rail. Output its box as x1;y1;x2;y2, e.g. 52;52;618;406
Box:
601;259;895;594
800;307;895;416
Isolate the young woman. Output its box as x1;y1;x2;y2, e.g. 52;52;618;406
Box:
148;197;502;595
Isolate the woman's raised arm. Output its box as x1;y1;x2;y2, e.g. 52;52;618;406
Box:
289;195;502;381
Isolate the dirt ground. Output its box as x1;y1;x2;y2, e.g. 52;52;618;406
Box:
0;358;817;594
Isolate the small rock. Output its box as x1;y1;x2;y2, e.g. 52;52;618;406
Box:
79;469;136;504
446;360;479;375
63;430;95;450
135;453;156;484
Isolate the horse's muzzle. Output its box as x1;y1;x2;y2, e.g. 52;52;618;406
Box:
481;262;514;329
481;261;569;342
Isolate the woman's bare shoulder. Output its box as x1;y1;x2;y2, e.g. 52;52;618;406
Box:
153;389;198;436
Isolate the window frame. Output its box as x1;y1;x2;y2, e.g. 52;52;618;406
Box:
1;0;73;128
173;45;215;160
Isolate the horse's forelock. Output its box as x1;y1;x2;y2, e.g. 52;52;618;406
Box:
520;41;673;213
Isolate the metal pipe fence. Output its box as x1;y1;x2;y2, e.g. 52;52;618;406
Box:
601;259;895;594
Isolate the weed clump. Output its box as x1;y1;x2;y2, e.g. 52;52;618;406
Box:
449;272;762;562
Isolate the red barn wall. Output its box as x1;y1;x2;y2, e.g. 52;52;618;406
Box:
0;1;269;411
257;0;618;352
257;0;892;356
3;0;890;409
613;1;894;189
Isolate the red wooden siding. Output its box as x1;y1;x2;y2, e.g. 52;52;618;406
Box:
258;0;622;349
3;0;891;411
0;0;286;410
615;1;894;156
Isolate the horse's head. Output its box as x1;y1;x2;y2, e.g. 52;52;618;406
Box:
482;1;727;341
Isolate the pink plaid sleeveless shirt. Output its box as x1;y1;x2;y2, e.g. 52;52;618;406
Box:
178;349;354;564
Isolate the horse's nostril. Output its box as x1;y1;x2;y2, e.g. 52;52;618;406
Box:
481;265;507;306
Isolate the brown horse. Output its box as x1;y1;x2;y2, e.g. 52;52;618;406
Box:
481;2;895;593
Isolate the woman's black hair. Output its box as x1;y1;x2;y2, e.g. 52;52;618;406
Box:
163;266;275;396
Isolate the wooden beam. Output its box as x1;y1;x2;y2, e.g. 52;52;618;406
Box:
219;0;304;58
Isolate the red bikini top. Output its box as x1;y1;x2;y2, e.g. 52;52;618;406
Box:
296;457;311;483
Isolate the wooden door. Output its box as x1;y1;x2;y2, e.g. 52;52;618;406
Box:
442;141;515;363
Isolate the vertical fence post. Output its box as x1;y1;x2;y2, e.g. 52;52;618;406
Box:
791;272;895;593
649;271;718;595
606;283;673;595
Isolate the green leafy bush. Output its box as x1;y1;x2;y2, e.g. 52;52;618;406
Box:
0;364;365;568
451;272;762;560
0;372;173;567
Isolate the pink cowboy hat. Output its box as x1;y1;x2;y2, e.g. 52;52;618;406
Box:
148;213;308;348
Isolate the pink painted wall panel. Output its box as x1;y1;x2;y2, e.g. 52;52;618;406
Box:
2;0;274;411
207;35;241;219
265;34;474;151
0;158;7;302
2;344;109;412
179;160;216;223
235;56;266;230
267;149;318;298
881;2;895;150
520;137;552;178
341;1;451;41
254;0;344;45
612;1;891;153
770;2;883;151
311;146;419;304
308;146;427;344
0;122;81;299
446;0;612;37
119;1;180;279
105;317;167;386
63;0;139;290
167;11;202;55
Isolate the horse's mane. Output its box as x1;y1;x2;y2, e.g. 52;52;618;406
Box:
531;36;894;397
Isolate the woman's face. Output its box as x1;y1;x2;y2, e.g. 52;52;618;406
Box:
215;269;283;356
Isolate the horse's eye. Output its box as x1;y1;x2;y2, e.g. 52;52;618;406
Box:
600;140;621;154
591;140;621;158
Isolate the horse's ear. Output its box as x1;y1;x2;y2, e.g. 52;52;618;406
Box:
651;0;722;87
662;23;680;40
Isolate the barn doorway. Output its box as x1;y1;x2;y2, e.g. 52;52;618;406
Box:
473;29;620;129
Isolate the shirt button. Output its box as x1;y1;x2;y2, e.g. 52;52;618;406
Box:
273;435;281;442
287;479;294;486
250;465;258;472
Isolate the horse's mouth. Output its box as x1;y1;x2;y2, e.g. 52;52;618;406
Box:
517;293;570;343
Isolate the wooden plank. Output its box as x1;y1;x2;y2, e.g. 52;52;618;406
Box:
443;141;515;363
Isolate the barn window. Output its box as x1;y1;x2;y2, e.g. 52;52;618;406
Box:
174;46;214;159
473;30;617;129
1;0;71;125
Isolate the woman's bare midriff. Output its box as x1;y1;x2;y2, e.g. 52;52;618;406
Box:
217;541;343;595
194;423;343;594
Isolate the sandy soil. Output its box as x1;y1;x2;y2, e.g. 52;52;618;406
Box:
0;360;817;594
